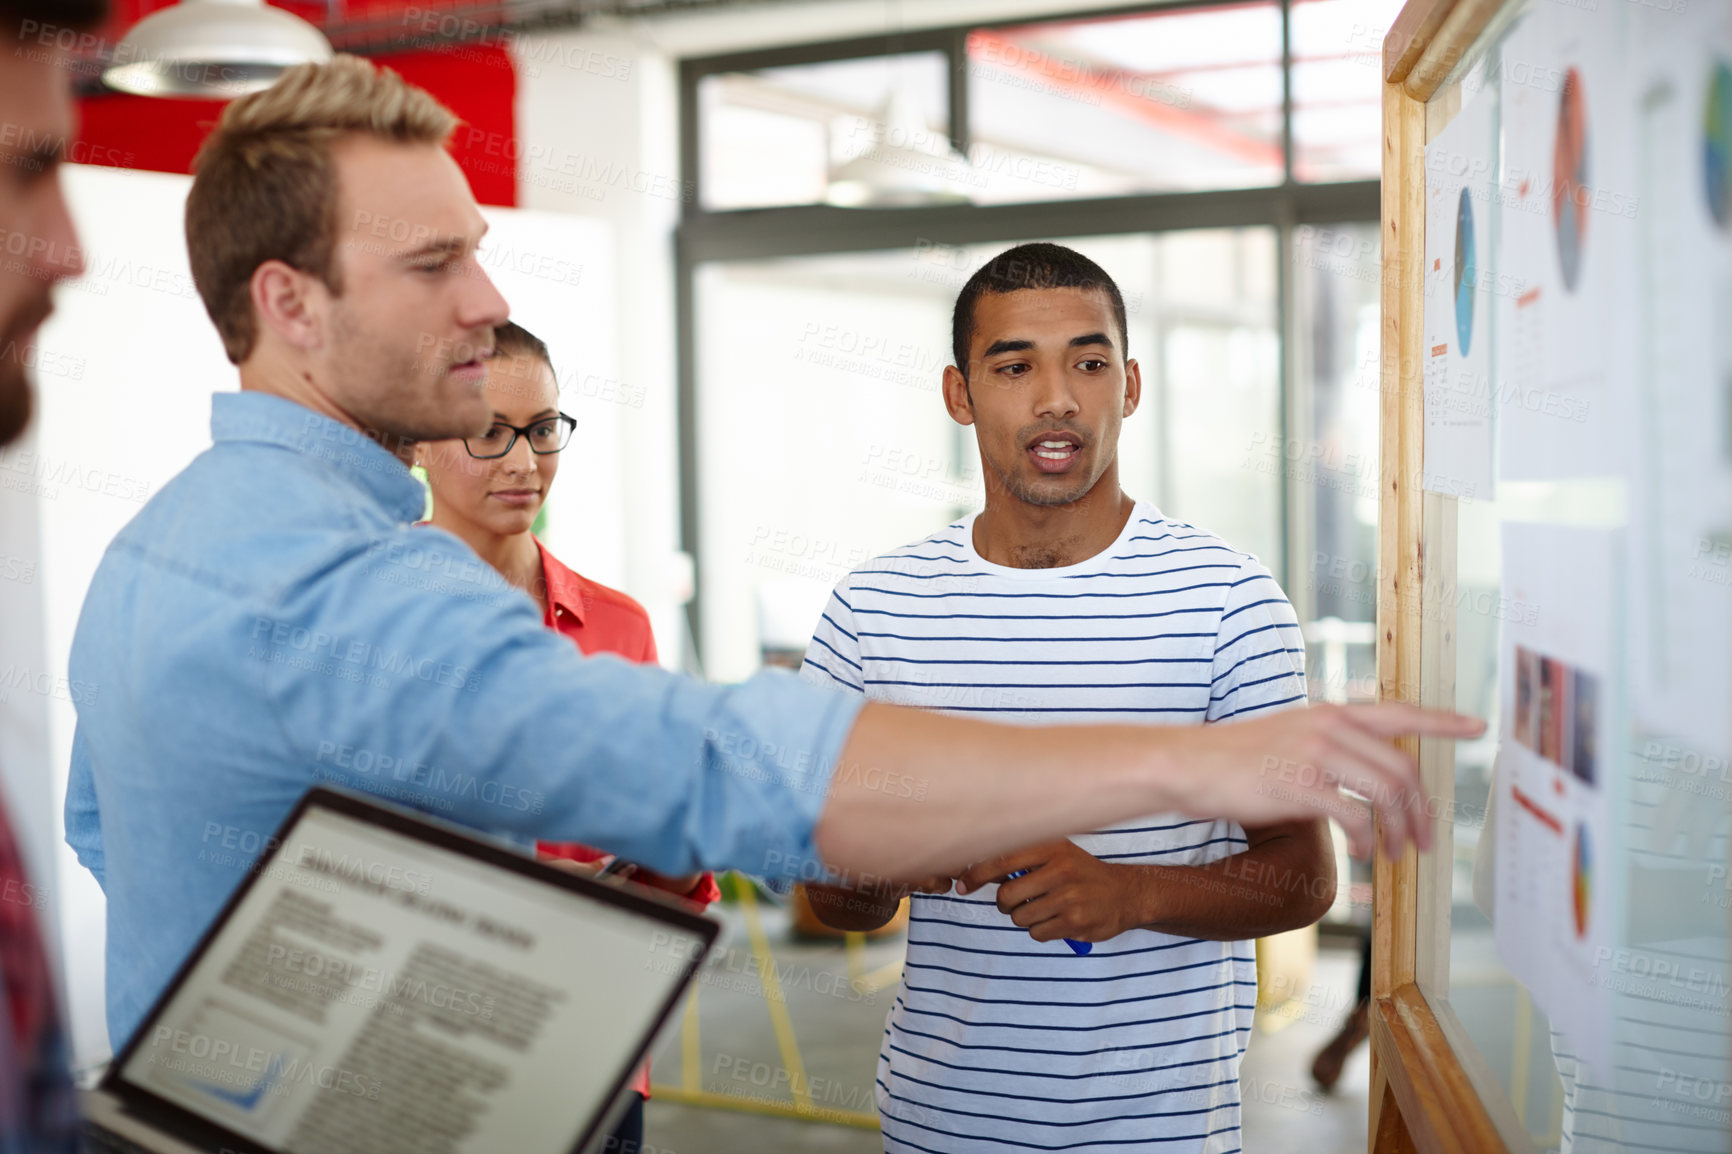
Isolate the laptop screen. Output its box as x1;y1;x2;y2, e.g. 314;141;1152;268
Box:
114;795;714;1154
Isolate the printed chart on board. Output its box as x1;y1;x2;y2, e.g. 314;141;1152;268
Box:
1422;81;1495;500
1492;525;1618;1079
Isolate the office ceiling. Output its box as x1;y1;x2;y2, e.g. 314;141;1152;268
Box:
100;1;823;55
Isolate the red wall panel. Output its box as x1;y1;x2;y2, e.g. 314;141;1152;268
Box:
72;4;518;206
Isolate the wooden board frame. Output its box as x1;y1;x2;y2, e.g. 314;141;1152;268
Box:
1371;2;1516;1152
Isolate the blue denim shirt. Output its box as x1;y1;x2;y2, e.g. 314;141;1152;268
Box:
65;392;861;1047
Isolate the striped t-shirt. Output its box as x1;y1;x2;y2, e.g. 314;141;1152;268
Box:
799;502;1307;1154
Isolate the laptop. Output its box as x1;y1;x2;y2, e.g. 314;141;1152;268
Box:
81;786;720;1154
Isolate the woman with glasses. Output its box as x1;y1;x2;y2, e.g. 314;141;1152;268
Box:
415;321;717;1149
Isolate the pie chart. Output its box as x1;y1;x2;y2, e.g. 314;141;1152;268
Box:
1706;60;1732;230
1455;187;1476;356
1554;67;1589;291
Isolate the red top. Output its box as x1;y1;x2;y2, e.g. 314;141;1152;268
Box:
530;538;720;902
532;535;661;663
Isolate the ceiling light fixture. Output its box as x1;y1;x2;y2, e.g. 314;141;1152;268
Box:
103;0;333;100
825;87;974;209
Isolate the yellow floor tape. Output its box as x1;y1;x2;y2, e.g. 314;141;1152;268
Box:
845;929;905;995
735;882;814;1113
654;881;881;1130
647;1085;880;1130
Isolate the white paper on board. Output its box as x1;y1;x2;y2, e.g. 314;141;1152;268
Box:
1493;522;1619;1080
1422;84;1496;500
1622;3;1732;759
1495;1;1636;482
1478;5;1732;1147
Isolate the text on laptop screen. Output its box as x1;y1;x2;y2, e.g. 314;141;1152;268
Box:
119;803;709;1154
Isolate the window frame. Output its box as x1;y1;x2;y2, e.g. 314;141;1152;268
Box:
674;0;1386;659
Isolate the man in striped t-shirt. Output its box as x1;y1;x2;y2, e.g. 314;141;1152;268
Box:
801;244;1335;1153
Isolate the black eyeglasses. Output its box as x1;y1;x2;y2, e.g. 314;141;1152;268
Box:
463;413;577;460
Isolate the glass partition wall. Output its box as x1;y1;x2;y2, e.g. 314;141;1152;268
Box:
693;231;1285;682
677;0;1406;701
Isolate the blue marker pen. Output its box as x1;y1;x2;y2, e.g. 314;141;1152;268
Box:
1004;869;1092;955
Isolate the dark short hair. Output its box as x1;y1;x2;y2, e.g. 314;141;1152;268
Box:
492;321;552;372
951;242;1128;378
0;0;109;36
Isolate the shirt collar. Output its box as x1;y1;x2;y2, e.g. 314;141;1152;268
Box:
534;536;588;626
211;392;426;524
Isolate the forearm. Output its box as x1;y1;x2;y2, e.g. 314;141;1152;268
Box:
815;703;1185;880
814;701;1480;880
1128;823;1336;940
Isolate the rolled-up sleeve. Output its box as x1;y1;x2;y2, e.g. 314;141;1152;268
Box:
258;527;865;881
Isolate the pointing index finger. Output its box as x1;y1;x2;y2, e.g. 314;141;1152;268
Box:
1349;702;1486;741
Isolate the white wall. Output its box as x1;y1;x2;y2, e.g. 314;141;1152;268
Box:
514;25;693;668
478;210;626;590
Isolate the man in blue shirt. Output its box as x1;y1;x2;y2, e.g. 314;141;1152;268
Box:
64;55;1479;1050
